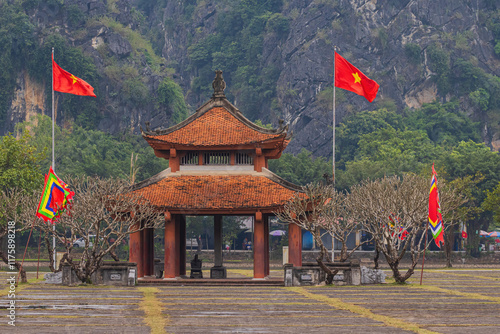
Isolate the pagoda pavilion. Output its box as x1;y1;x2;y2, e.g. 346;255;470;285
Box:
128;71;303;280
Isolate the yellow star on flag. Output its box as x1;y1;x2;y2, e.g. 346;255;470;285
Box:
352;72;361;84
70;74;78;85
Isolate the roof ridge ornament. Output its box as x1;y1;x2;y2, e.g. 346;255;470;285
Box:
212;70;226;98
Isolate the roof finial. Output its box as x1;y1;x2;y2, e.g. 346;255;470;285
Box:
212;70;226;98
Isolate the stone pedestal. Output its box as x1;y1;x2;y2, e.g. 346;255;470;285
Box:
210;266;227;279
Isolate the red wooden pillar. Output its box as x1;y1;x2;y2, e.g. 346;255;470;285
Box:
129;220;143;278
288;223;302;266
179;215;186;276
175;215;182;277
148;228;155;275
264;215;270;277
253;212;266;279
142;227;154;276
164;212;179;279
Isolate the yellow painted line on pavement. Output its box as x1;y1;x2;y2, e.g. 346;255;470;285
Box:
0;277;43;296
158;296;309;300
408;284;500;303
227;269;253;277
289;287;439;334
162;301;318;306
165;323;385;328
138;287;169;334
433;270;500;281
429;324;500;327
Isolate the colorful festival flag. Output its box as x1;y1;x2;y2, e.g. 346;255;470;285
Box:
388;214;408;241
334;51;379;102
36;167;74;223
52;55;96;97
428;164;444;248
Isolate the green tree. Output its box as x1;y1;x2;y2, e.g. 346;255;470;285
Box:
483;182;500;229
439;141;500;256
0;132;44;192
426;44;450;95
157;78;188;125
403;102;481;145
223;216;244;252
336;109;404;167
268;149;332;186
0;133;43;283
16;114;168;181
336;127;441;190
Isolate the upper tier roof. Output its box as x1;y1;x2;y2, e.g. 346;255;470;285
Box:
141;71;289;149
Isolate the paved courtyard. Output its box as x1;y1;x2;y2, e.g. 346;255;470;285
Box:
1;268;499;333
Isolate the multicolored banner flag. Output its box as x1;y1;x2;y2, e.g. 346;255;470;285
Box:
36;167;74;223
334;51;380;102
52;54;96;97
428;164;444;248
388;214;408;241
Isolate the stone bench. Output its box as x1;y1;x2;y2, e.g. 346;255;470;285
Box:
284;260;361;286
61;262;137;286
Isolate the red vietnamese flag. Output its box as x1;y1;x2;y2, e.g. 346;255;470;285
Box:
462;230;468;239
335;52;379;102
52;55;96;97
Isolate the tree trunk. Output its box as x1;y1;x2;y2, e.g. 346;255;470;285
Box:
387;253;421;284
374;245;380;269
197;238;202;254
110;250;120;262
316;243;338;284
388;260;405;283
44;235;57;272
444;226;455;268
0;249;27;283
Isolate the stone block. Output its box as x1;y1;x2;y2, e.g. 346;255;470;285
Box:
210;266;227;279
361;266;386;284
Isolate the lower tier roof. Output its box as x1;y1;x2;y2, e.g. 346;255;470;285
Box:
129;168;303;213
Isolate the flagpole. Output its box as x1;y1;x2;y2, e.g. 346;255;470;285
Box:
420;220;429;285
51;47;56;267
332;46;336;186
332;46;336;262
420;165;434;285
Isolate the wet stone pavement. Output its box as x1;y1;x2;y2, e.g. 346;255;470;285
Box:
0;268;499;333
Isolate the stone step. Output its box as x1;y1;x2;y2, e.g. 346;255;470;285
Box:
138;277;284;286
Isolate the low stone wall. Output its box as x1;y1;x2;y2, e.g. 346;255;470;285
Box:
61;262;137;286
284;260;361;287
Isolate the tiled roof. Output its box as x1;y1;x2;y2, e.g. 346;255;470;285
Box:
131;173;301;210
143;107;285;146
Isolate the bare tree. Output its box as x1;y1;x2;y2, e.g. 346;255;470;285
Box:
30;176;161;284
349;174;468;284
0;188;39;283
275;183;370;284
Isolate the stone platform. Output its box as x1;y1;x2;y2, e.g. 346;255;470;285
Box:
138;277;284;286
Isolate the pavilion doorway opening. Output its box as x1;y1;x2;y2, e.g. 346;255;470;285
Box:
183;215;257;279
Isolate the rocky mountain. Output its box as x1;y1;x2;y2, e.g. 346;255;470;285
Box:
1;0;499;157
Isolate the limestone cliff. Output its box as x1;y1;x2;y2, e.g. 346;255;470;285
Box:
1;0;499;156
